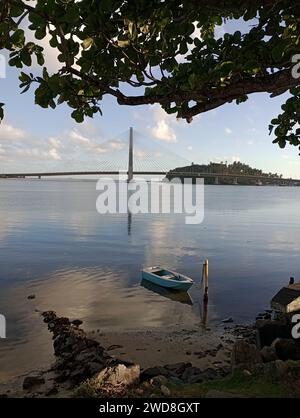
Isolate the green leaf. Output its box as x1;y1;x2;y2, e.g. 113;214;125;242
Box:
188;73;197;89
271;118;279;125
10;29;25;47
36;52;45;66
11;5;24;17
63;5;80;23
278;140;286;149
35;26;47;40
233;31;241;43
19;72;31;83
71;109;84;123
0;103;4;121
21;84;31;94
20;50;32;66
271;42;286;62
9;56;22;68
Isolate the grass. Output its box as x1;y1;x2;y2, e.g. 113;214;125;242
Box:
167;370;290;398
74;363;300;398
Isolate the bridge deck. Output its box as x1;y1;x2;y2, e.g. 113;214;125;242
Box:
0;171;299;183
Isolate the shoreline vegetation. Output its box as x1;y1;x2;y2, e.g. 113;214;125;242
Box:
1;161;300;186
1;307;300;398
167;161;299;186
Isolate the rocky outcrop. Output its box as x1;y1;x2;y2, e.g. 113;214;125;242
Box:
141;362;228;385
271;338;300;361
231;340;262;371
22;375;45;390
42;311;109;385
256;319;291;348
260;345;278;363
77;362;140;398
41;311;144;397
260;359;300;385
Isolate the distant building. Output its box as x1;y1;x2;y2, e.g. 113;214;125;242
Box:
271;283;300;313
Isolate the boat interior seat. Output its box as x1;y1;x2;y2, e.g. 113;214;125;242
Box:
150;269;177;280
161;274;176;280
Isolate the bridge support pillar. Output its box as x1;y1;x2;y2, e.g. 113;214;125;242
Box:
127;127;133;182
214;176;219;185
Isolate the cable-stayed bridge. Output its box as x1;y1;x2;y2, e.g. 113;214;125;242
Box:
0;127;190;180
1;127;300;185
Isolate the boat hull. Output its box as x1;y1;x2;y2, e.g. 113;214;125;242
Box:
142;270;193;291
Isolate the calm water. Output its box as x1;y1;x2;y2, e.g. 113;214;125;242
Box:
0;179;300;380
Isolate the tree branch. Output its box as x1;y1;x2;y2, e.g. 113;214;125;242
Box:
64;64;299;120
116;69;299;109
181;69;300;119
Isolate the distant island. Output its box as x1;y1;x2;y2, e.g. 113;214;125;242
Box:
167;161;299;186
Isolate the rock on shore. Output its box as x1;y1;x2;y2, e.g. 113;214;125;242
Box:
42;311;108;384
15;309;300;398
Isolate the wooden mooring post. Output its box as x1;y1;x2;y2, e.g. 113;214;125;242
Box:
202;259;209;302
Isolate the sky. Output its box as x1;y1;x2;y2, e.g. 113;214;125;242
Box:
0;17;300;178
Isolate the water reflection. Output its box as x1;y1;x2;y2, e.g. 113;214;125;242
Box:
1;181;300;380
127;211;132;236
0;266;200;380
200;299;209;329
141;279;193;306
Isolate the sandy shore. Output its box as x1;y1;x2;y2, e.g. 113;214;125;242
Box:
1;321;249;398
97;327;233;371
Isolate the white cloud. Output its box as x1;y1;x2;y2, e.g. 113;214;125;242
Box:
224;127;232;135
109;140;126;150
16;147;61;161
134;149;147;160
0;117;180;173
68;129;126;155
69;130;91;145
0;119;106;171
0;122;26;140
48;148;61;160
132;110;145;121
151;105;177;143
152;120;177;143
187;145;193;151
48;136;62;149
94;146;108;154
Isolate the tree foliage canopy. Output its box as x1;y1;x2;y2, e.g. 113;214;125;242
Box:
1;0;300;150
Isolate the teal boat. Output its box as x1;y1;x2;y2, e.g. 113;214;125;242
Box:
141;266;193;291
